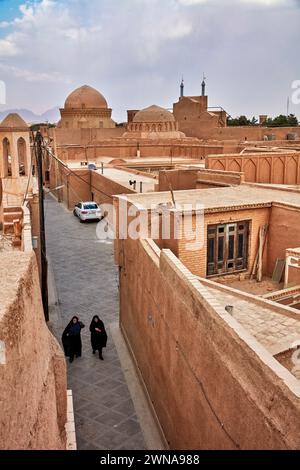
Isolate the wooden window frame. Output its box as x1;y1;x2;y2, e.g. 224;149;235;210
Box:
207;221;249;277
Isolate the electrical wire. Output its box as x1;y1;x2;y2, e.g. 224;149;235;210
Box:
43;143;113;199
22;132;35;205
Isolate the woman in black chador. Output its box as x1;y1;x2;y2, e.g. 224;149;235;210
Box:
62;316;85;363
89;316;107;360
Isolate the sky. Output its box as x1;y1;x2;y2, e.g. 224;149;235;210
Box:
0;0;299;122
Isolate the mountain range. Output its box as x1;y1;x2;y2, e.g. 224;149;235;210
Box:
0;107;60;124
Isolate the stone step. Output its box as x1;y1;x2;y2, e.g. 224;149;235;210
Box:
3;206;22;213
4;212;23;223
3;222;15;234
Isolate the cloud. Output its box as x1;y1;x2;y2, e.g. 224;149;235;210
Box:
0;21;10;28
0;36;19;56
178;0;289;4
0;63;71;83
0;0;299;120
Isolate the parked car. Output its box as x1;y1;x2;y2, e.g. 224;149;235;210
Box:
88;163;97;171
73;202;102;223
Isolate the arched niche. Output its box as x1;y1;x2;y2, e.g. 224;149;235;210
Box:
3;137;12;177
17;137;27;176
212;160;225;171
286;157;297;185
229;159;241;173
244;159;256;182
273;158;284;184
258;158;271;184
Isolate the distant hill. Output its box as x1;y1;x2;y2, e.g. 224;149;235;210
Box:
0;107;60;124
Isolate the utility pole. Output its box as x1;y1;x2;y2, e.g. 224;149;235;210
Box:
35;131;49;322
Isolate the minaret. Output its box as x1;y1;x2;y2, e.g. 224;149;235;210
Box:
201;74;206;96
180;78;184;99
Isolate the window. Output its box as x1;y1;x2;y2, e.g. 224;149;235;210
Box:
83;204;98;210
207;221;249;276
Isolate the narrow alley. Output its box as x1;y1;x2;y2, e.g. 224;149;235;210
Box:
45;195;146;450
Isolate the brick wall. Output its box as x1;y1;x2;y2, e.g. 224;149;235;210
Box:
176;207;271;278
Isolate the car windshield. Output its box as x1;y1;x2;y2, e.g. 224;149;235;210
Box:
83;204;98;210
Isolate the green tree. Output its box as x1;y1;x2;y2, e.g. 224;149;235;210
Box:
263;114;298;127
227;115;257;126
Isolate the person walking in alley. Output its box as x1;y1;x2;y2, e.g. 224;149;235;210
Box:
62;316;85;363
89;315;107;360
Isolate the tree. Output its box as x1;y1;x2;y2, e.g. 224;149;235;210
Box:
227;115;257;126
287;114;298;126
263;114;298;127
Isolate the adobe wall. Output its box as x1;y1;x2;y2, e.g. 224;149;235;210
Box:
118;238;300;449
55;140;224;162
158;170;198;191
91;171;135;206
288;266;300;286
191;125;300;141
157;168;243;192
49;163;91;209
55;127;124;146
0;251;67;449
206;152;300;184
268;204;300;277
49;161;135;209
197;169;244;187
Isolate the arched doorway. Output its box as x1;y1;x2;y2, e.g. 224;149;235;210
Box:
3;138;12;177
17;137;27;176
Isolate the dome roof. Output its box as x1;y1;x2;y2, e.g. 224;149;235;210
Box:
133;105;175;123
0;113;28;129
64;85;108;110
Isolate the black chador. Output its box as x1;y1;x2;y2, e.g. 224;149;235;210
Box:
89;316;107;360
62;316;85;363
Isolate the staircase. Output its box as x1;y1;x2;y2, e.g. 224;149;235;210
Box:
3;207;23;235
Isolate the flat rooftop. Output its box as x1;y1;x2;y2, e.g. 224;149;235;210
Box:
206;283;300;357
123;184;300;211
97;168;156;192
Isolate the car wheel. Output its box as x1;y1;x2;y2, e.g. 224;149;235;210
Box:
73;210;77;217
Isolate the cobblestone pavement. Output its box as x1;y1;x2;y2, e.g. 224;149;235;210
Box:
45;195;146;450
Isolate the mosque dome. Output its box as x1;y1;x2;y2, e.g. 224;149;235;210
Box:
0;113;28;129
123;104;185;139
133;105;175;123
64;85;108;110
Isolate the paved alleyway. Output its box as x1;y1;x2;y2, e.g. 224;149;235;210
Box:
45;195;146;450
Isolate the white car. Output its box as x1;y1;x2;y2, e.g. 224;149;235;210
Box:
73;202;102;223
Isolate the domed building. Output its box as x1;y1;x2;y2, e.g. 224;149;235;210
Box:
0;113;30;180
123;105;185;139
58;85;115;129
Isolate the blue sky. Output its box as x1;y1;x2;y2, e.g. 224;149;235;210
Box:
0;0;24;25
0;0;299;122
